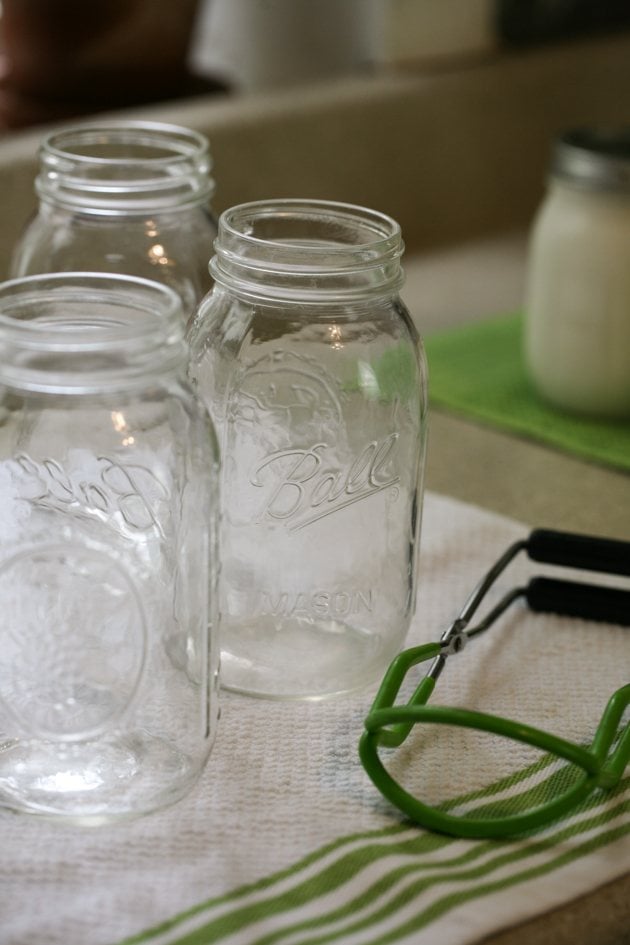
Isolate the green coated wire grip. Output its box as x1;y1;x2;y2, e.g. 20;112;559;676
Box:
360;529;630;839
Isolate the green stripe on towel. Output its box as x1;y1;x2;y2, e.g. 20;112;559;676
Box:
118;763;629;945
423;314;630;472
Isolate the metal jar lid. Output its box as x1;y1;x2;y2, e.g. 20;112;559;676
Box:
550;128;630;194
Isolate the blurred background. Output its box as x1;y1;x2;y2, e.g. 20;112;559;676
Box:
1;0;630;128
2;0;630;324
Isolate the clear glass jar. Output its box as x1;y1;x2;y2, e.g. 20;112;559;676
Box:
188;199;428;700
10;121;217;320
525;128;630;417
0;272;219;822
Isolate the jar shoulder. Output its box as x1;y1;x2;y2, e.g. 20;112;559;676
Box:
14;205;216;251
0;382;215;452
10;209;216;306
189;292;427;434
190;291;421;351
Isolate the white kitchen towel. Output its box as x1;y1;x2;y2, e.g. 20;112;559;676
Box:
1;492;628;945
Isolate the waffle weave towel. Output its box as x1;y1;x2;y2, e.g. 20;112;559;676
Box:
1;492;628;945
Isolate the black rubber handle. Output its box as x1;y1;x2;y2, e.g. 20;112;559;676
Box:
527;529;630;577
526;577;630;626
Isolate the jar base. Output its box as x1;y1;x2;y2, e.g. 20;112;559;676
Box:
0;731;205;823
220;614;398;700
530;373;630;419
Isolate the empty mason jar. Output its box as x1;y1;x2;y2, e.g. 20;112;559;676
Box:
188;199;428;700
10;121;217;320
0;272;219;822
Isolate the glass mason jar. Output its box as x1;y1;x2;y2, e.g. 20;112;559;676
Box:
10;121;217;320
525;127;630;417
0;273;219;822
188;199;428;700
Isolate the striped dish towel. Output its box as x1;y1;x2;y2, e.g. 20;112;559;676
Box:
1;492;628;945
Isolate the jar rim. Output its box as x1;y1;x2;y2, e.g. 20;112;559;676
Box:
210;199;405;302
36;120;214;213
42;120;210;167
218;199;402;258
0;273;186;393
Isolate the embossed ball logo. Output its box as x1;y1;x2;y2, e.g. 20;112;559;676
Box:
228;349;400;531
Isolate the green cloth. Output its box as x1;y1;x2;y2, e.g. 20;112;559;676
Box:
424;314;630;473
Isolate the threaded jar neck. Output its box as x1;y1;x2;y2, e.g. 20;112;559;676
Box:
36;122;214;215
0;273;187;395
209;199;405;303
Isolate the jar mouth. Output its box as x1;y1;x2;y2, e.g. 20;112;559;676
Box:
37;121;214;213
210;199;405;302
0;273;186;394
